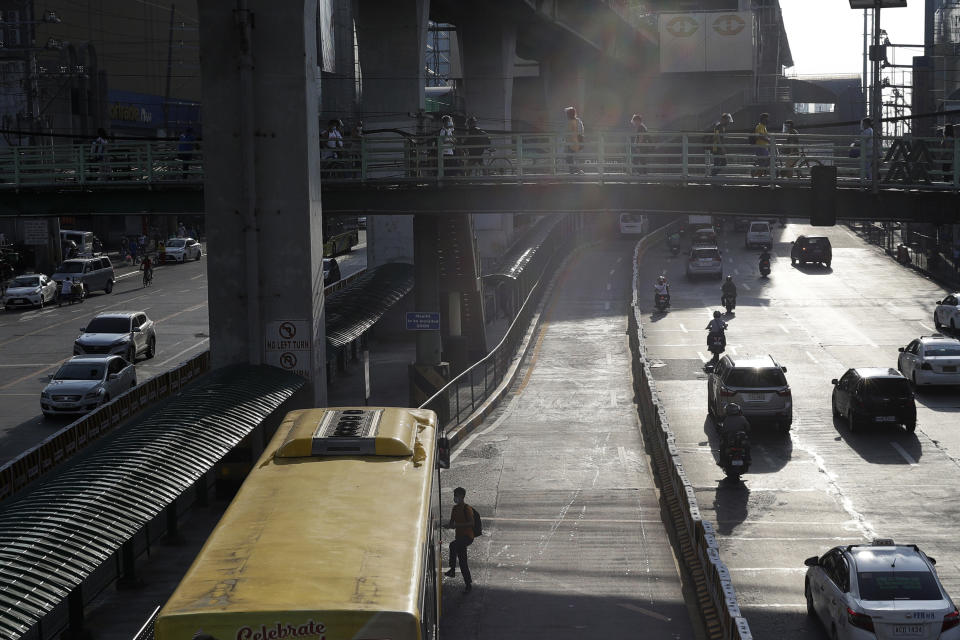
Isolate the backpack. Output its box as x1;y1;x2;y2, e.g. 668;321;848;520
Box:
471;505;483;536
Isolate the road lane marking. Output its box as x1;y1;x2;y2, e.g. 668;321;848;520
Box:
734;268;739;275
606;283;611;291
678;323;688;333
779;324;790;333
891;442;918;465
609;390;617;407
609;269;615;276
741;282;751;291
805;351;819;363
191;274;204;280
155;303;206;324
726;568;806;572
696;351;707;362
760;305;769;313
154;338;210;367
743;604;807;609
0;358;69;390
617;603;672;622
618;446;627;467
604;301;610;310
0;364;53;367
918;321;935;332
486;516;664;524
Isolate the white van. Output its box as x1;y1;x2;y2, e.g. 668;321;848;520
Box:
60;230;96;257
745;221;772;249
619;213;649;235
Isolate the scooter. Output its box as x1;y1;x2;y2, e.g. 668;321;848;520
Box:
722;295;736;314
655;292;670;311
759;259;771;278
706;331;726;370
718;427;751;480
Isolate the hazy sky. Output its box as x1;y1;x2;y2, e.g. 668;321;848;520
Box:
780;0;925;77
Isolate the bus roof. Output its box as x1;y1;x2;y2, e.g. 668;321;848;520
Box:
155;407;438;640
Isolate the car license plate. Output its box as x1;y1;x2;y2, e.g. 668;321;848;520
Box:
894;625;923;635
13;299;25;305
876;416;897;422
699;259;711;265
943;366;957;373
731;459;744;466
747;393;766;401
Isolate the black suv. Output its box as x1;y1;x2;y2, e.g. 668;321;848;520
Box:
831;368;916;432
791;235;832;268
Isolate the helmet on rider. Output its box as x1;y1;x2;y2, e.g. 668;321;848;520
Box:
713;310;722;319
726;275;733;281
657;275;666;284
467;116;478;126
725;402;742;416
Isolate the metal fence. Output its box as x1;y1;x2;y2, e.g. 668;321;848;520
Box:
3;131;960;192
848;221;960;292
419;215;582;429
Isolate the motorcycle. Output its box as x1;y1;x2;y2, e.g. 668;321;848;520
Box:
718;426;751;480
706;331;726;366
759;258;771;277
721;294;736;314
655;292;670;311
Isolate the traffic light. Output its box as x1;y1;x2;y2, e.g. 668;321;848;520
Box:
810;165;837;226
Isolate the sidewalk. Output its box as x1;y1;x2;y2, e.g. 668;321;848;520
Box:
848;222;960;292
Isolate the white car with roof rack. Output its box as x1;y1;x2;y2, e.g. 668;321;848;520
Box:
804;538;960;640
898;334;960;387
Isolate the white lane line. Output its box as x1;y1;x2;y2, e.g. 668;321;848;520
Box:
0;364;54;367
728;257;733;263
726;568;807;572
606;283;611;291
678;323;688;333
609;390;617;407
891;442;918;466
806;351;819;363
604;301;610;310
618;446;628;467
178;289;191;293
741;282;751;291
0;393;38;396
616;257;623;263
154;338;210;367
696;351;708;363
724;536;863;541
779;324;790;333
733;268;739;275
191;273;204;280
486;516;664;524
617;603;672;622
918;321;935;332
743;604;807;609
760;305;769;313
608;269;615;276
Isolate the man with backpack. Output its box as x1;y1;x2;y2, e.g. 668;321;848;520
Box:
445;486;478;592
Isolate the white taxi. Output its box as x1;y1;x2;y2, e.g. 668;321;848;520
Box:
2;274;58;309
898;335;960;386
934;293;960;331
805;539;960;640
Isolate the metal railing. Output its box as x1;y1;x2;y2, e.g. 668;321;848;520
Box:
3;131;960;192
419;215;582;429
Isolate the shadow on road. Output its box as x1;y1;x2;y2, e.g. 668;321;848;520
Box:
831;415;922;464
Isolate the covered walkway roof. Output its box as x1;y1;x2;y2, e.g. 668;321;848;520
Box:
325;262;415;349
0;365;305;639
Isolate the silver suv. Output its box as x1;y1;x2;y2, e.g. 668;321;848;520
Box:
707;354;792;432
52;256;115;294
74;311;157;363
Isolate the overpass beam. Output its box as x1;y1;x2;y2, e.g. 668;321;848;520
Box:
198;0;327;404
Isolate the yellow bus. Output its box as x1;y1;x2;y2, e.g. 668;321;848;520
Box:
155;407;448;640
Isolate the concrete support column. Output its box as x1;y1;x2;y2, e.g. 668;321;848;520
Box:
198;0;327;404
409;215;449;410
459;18;517;131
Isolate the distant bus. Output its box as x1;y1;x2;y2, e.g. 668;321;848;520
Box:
155;407;447;640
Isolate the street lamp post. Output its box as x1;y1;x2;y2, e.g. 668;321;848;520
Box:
849;0;907;192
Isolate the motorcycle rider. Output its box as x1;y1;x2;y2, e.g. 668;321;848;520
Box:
654;275;670;307
758;245;772;273
721;275;737;308
705;310;728;363
667;231;681;253
717;403;751;467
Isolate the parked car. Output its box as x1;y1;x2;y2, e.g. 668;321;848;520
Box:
618;213;649;235
933;292;960;331
164;237;202;262
898;335;960;387
804;539;960;640
686;245;723;279
74;311;157;363
2;274;58;309
40;355;137;418
51;256;115;294
706;354;792;432
323;258;341;286
831;367;916;432
791;235;832;267
745;220;772;249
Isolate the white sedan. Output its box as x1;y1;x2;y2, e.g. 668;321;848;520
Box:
934;293;960;331
898;335;960;386
3;274;58;309
164;237;202;262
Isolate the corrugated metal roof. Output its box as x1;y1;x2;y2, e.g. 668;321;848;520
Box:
0;365;305;640
483;216;560;280
325;262;414;349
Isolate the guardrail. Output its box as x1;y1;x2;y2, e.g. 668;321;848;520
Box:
0;350;210;504
2;131;959;192
418;215;580;428
628;225;752;640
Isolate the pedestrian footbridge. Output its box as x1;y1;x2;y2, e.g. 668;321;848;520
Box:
0;132;956;221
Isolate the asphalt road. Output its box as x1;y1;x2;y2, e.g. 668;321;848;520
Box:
0;231;367;466
638;220;960;639
439;239;697;640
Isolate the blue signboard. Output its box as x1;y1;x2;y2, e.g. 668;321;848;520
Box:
406;312;441;331
107;90;201;133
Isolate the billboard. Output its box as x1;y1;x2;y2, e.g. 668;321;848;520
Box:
660;12;755;73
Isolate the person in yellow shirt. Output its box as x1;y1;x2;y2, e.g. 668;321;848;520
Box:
752;112;772;178
444;486;475;592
